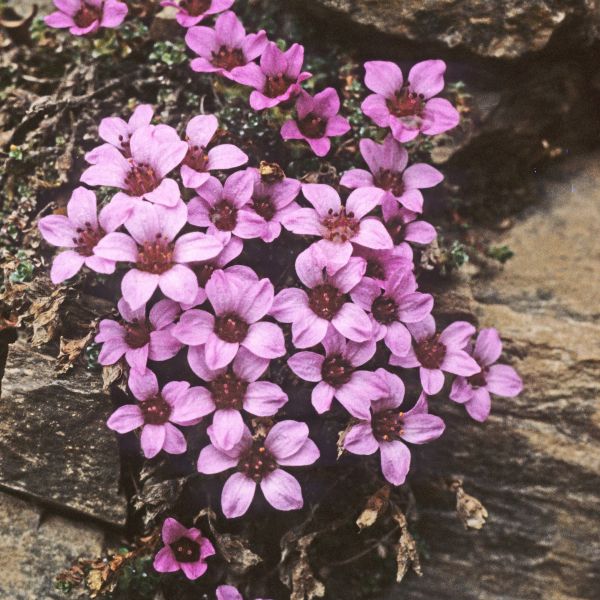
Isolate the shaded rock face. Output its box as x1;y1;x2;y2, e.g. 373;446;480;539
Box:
310;0;600;59
0;343;127;527
384;153;600;599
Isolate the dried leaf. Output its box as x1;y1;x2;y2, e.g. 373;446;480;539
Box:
279;530;325;600
30;287;67;346
259;160;285;183
356;485;391;530
57;329;94;374
449;479;488;530
102;363;126;392
391;506;422;583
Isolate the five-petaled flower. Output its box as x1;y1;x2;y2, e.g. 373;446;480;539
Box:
107;368;207;458
281;88;350;157
45;0;128;36
153;517;215;580
450;328;523;421
197;420;319;518
161;0;234;28
341;134;443;213
362;60;460;143
343;368;445;485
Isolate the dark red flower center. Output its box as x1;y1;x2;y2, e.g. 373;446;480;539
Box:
297;113;327;139
214;312;249;343
468;369;487;388
170;537;201;563
365;258;385;280
125;163;160;196
183;144;209;172
322;207;360;243
252;195;276;221
264;75;292;98
140;395;171;425
372;294;398;325
321;354;353;387
210;371;248;410
374;169;405;196
180;0;211;17
73;223;104;257
137;234;175;275
385;217;407;245
308;283;345;320
209;201;237;232
238;440;278;481
117;135;131;158
211;46;246;71
372;409;405;442
194;263;216;287
387;85;425;119
124;321;152;349
415;334;446;369
74;3;101;28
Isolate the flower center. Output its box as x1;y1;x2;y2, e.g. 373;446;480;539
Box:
385;217;407;245
238;441;278;481
209;201;237;232
371;295;398;325
137;234;175;274
264;75;292;98
194;263;216;287
468;370;487;388
211;46;246;71
374;169;405;196
308;284;345;320
210;371;248;410
297;113;327;139
73;223;104;257
125;163;160;196
140;395;171;425
73;3;101;28
124;321;152;349
322;207;360;243
252;195;276;221
183;144;209;172
117;135;131;158
321;354;353;387
372;409;404;442
180;0;211;17
214;313;249;343
170;537;201;563
386;85;425;119
365;258;385;280
414;334;446;369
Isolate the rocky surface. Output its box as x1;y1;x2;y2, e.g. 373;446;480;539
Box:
382;152;600;599
308;0;600;59
0;490;105;600
0;342;127;527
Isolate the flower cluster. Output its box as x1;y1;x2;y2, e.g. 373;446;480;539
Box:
38;1;522;593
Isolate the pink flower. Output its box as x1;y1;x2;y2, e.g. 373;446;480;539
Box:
271;244;372;347
197;421;319;518
344;369;445;485
351;268;433;357
188;172;265;240
171;269;285;370
287;327;381;419
281;88;350;157
95;298;182;371
38;186;135;284
180;115;248;189
231;42;312;111
81;124;188;207
390;315;481;395
362;60;460;143
107;369;207;458
243;167;301;243
186;11;267;79
281;183;390;274
94;201;224;310
184;347;288;450
153;517;215;580
352;245;413;286
340;134;443;213
45;0;127;36
450;328;523;422
217;585;272;600
160;0;234;28
96;104;153;158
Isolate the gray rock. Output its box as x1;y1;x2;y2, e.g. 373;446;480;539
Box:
0;342;127;527
0;490;105;600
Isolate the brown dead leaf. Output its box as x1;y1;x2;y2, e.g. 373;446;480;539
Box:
279;530;325;600
57;329;95;374
30;287;67;346
102;363;126;392
449;479;488;530
356;485;391;530
259;160;285;183
390;506;422;583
